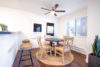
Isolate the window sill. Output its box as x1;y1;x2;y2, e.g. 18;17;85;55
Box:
73;36;87;38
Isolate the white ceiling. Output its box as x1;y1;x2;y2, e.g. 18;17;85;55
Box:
0;0;88;17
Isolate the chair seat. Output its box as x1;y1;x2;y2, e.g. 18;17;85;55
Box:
20;43;32;49
39;44;51;49
22;39;30;43
42;45;51;49
55;47;70;52
58;42;64;46
45;41;50;45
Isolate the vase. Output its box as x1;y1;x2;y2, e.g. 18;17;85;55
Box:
2;26;8;32
88;53;100;67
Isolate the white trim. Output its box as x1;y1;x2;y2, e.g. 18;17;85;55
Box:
72;46;86;55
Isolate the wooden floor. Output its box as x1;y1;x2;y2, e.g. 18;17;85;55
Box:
13;48;88;67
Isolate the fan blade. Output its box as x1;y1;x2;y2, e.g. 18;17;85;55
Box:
54;4;59;9
54;13;57;16
41;8;50;11
45;12;50;15
55;10;66;12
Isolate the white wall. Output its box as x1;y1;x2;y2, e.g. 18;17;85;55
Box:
0;7;58;48
86;0;100;62
57;8;87;54
0;33;22;67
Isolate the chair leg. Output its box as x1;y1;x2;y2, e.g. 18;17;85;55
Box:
70;50;71;53
50;48;52;56
18;50;23;67
40;49;44;59
69;50;71;56
55;49;56;56
44;49;47;56
29;50;34;67
62;52;64;64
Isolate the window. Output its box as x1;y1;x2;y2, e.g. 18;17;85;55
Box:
67;20;75;36
66;16;87;36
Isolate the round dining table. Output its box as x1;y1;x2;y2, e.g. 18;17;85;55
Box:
46;38;64;55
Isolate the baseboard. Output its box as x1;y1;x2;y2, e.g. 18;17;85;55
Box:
72;46;86;55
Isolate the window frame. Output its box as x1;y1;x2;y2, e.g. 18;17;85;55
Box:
66;16;87;36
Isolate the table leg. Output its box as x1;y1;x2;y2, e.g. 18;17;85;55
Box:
57;41;60;46
50;41;52;55
50;41;53;46
57;41;59;45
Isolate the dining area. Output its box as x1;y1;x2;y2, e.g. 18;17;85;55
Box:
36;35;74;66
12;34;88;67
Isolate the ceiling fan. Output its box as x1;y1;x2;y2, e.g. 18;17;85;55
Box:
41;4;66;16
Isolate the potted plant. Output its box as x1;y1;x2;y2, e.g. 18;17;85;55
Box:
0;24;8;32
88;35;100;67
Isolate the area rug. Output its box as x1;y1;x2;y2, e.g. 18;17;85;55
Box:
36;50;74;66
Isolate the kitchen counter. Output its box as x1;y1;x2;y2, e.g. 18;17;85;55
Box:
0;33;24;67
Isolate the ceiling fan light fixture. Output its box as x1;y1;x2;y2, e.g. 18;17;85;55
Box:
41;3;65;16
50;11;55;15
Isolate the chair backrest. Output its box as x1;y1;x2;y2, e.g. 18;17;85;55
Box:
63;35;71;39
44;35;51;39
44;35;51;45
63;37;74;52
22;39;30;43
37;36;42;48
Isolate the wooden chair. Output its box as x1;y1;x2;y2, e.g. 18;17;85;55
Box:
59;35;71;46
20;43;32;49
37;36;51;59
19;39;33;67
44;35;51;45
55;37;74;64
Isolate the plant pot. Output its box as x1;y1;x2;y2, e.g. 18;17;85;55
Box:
2;26;7;32
88;53;100;67
2;27;5;32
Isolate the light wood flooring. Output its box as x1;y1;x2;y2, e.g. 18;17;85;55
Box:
13;48;88;67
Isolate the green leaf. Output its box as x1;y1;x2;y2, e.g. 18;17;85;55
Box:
96;48;100;57
0;24;7;28
92;38;96;56
96;38;99;49
92;35;100;57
